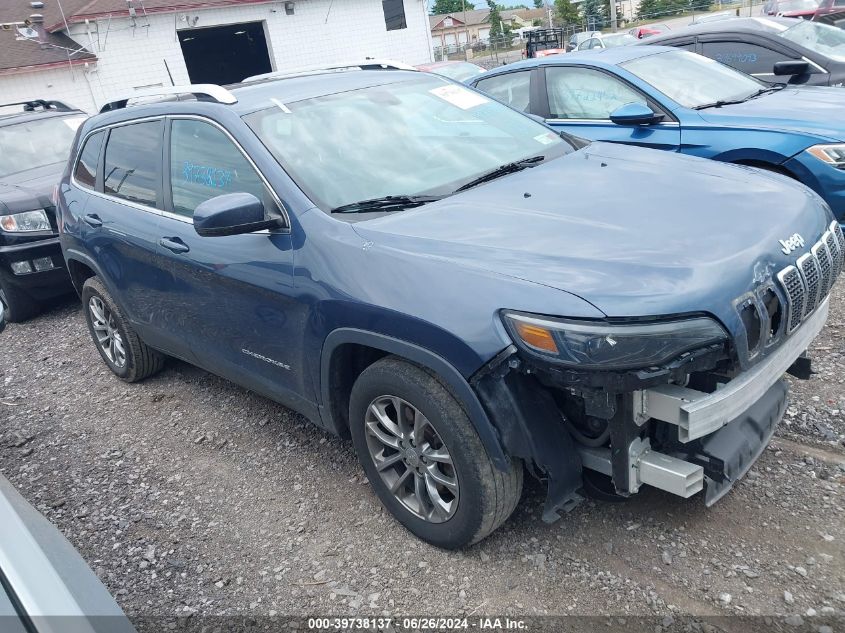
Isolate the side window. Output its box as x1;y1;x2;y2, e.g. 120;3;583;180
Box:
700;41;794;75
545;67;647;120
671;41;697;52
104;121;162;207
382;0;407;31
73;130;104;190
169;119;266;219
474;71;532;112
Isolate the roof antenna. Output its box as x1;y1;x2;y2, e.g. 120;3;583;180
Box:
163;58;174;85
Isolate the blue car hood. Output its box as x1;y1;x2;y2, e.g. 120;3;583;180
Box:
698;86;845;142
354;142;830;331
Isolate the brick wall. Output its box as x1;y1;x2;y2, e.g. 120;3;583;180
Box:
0;0;434;113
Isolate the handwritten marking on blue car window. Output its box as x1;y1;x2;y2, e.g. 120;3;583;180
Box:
183;161;233;189
714;52;758;64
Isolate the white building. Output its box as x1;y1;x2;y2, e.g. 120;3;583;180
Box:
0;0;434;114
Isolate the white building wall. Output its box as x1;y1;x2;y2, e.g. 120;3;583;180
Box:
0;0;433;114
0;64;98;114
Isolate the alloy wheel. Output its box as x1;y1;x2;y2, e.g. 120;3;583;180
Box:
88;296;127;368
364;395;459;523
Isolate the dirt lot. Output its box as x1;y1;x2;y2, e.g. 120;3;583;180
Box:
1;280;844;629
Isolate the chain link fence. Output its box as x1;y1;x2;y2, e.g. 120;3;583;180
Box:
433;0;764;66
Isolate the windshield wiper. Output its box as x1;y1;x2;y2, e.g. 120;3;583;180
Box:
454;156;545;193
693;85;785;110
330;195;443;214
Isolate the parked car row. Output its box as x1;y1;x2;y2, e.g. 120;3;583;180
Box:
0;100;87;322
3;46;844;551
470;45;845;224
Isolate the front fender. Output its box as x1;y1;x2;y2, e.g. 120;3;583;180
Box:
319;328;511;471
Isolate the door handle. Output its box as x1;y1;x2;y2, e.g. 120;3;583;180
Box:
83;213;102;227
159;237;190;254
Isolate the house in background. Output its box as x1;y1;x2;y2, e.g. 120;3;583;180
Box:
429;7;548;49
0;0;434;114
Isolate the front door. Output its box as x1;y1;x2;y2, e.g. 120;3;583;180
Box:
154;117;306;404
540;66;681;152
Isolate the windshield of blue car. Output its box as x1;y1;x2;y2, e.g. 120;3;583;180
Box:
621;49;766;109
776;19;845;61
0;115;85;178
244;74;572;213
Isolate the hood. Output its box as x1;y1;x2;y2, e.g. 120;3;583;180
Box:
0;162;63;215
698;86;845;141
353;142;831;338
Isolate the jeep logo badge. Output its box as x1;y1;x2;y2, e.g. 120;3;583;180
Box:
779;233;805;255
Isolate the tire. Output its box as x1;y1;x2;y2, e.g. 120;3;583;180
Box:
81;276;165;382
349;356;523;549
0;280;40;323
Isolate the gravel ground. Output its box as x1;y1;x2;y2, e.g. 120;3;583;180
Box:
1;280;844;629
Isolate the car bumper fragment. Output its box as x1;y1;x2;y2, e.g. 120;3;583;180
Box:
633;298;827;442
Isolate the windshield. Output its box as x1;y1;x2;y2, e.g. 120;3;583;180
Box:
603;33;637;47
622;49;765;108
429;62;485;82
777;19;845;61
0;115;84;178
244;75;570;213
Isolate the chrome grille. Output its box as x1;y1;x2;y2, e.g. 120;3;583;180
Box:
797;253;821;314
836;223;845;258
778;266;806;334
777;221;843;334
827;228;843;278
812;240;833;298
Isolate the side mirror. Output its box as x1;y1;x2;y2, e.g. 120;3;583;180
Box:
773;60;810;76
194;192;284;237
610;102;664;126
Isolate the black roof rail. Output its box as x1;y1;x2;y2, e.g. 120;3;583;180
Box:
99;84;238;113
0;100;76;112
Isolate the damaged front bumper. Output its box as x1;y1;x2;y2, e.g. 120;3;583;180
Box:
472;298;828;521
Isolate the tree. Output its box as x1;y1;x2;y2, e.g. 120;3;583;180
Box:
487;0;505;37
533;0;544;7
554;0;580;24
430;0;466;15
636;0;661;19
579;0;608;28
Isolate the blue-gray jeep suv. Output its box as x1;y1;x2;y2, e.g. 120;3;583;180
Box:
57;70;844;549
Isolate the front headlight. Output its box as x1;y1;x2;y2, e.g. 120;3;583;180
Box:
806;144;845;170
502;312;728;370
0;210;51;232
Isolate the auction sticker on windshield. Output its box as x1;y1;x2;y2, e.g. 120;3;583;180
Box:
429;84;490;110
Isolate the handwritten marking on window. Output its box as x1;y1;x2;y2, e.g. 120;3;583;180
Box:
183;161;233;189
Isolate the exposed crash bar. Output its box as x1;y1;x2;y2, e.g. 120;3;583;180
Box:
636;298;829;442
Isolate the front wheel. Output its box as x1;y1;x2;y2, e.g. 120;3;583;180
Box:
0;280;40;323
81;277;165;382
349;357;523;549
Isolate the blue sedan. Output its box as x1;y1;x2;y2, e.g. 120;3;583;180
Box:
468;46;845;223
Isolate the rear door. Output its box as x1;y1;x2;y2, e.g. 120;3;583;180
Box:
75;119;176;351
154;116;305;403
538;65;681;151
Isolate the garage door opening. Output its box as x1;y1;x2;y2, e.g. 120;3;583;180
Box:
178;22;272;85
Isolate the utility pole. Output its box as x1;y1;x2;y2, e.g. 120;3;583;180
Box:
462;0;469;48
610;0;617;30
